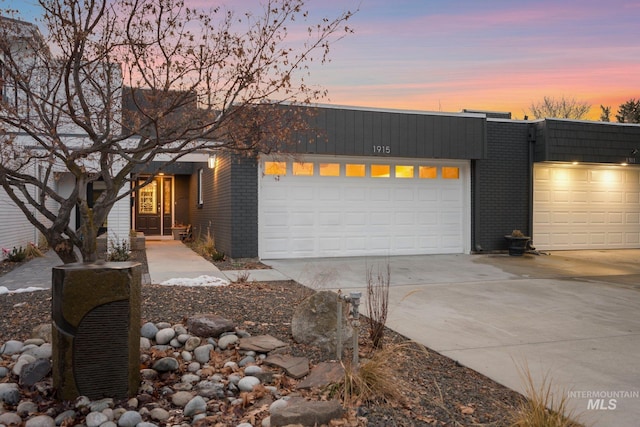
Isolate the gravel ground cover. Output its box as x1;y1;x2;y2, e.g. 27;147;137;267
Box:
0;249;526;426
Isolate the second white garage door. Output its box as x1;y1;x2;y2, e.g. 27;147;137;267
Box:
533;163;640;250
259;156;470;259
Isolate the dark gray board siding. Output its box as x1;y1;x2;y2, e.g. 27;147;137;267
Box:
535;119;640;164
287;106;487;160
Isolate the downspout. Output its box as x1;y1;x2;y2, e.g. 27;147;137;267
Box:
527;123;536;239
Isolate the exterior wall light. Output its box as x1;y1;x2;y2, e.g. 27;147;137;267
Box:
208;154;217;169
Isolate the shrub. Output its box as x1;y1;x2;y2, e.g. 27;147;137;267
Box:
3;246;27;262
510;364;583;427
107;239;131;262
195;231;225;261
366;262;390;349
25;242;44;259
332;342;409;406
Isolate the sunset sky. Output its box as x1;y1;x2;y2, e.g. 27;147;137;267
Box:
6;0;640;120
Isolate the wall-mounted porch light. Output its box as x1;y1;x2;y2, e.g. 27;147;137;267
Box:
208;154;217;169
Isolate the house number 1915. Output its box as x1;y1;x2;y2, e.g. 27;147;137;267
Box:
373;145;390;154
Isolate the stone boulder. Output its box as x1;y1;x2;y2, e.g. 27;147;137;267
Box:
291;291;353;353
186;314;235;338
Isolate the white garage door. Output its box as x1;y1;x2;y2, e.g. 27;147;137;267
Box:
259;155;470;259
533;163;640;250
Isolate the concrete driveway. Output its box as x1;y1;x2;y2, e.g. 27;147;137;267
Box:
265;250;640;427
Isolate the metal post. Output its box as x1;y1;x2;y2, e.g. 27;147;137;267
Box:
349;292;361;367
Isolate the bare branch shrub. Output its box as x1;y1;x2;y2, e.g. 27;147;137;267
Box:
365;262;390;349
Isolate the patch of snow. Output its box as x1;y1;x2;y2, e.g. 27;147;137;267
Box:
160;275;229;287
0;286;47;295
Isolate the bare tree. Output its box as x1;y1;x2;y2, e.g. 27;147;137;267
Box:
0;0;353;263
528;96;591;120
600;105;611;122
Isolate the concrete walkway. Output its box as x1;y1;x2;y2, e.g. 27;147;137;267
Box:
145;240;289;284
264;251;640;427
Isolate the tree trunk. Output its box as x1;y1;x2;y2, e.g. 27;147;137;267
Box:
52;238;79;264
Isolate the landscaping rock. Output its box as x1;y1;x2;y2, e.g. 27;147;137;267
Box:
264;354;309;379
291;291;353;353
269;399;343;427
186;314;235;337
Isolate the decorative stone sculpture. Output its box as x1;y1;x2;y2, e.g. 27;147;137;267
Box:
51;262;141;400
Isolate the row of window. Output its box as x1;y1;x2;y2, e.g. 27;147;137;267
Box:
264;161;460;179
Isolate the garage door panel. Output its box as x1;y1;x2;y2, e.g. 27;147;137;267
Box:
534;164;640;250
260;156;469;258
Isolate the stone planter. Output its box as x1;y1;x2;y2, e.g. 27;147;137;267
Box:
504;235;531;256
130;232;145;251
52;262;141;400
172;227;187;240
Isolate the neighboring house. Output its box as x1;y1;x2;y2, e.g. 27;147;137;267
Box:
0;16;129;258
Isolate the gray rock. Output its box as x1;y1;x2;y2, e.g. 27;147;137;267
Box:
269;399;344;427
140;368;157;380
0;339;23;355
238;335;288;353
217;334;238;350
17;400;38;416
174;324;188;335
0;366;8;377
54;410;77;426
137;422;159;427
152;357;179;372
150;407;170;422
25;415;56;427
89;398;114;412
181;373;200;384
238;355;255;367
19;358;52;386
117;410;142;427
12;353;36;376
23;338;45;346
86;411;109;427
140;337;151;349
193;344;213;364
171;391;194;407
186;314;235;338
184;336;201;351
183;396;207;417
244;365;262;376
291;291;353;353
177;333;190;344
140;322;159;339
31;323;52;342
181;350;192;362
155;327;176;345
238;376;261;392
0;412;23;426
0;382;21;406
264;354;310;379
23;343;52;360
228;374;241;385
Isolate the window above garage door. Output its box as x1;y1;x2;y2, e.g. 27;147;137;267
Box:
263;159;462;181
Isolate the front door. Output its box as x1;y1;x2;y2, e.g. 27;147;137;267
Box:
136;176;173;236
